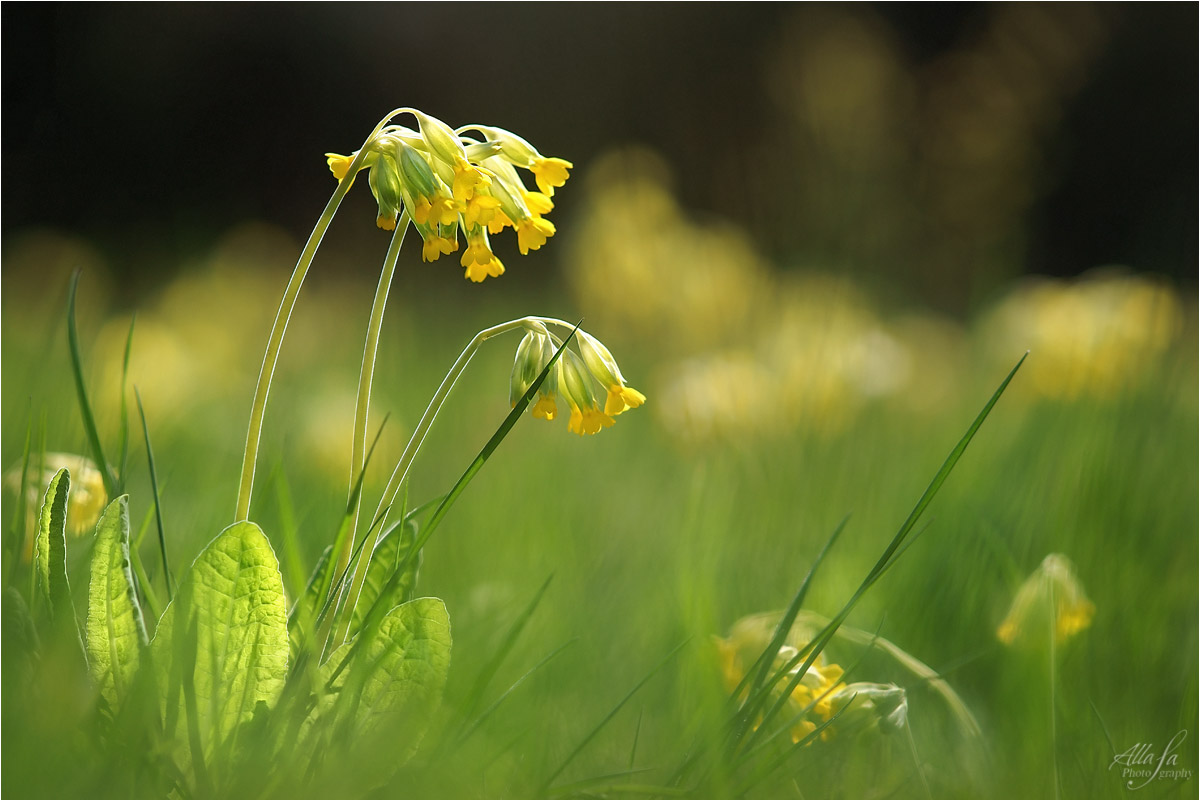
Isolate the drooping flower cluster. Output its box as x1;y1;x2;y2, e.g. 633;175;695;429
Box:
509;323;645;436
717;613;912;744
325;109;572;282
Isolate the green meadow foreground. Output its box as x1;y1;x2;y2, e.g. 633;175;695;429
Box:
2;108;1195;798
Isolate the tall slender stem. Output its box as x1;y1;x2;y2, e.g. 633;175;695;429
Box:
1049;586;1060;799
335;214;410;582
331;315;570;646
234;108;409;522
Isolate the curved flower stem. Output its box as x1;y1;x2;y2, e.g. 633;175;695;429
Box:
334;213;410;582
331;315;572;646
234;108;408;523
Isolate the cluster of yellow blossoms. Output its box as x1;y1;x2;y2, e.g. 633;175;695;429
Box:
717;616;910;744
509;323;646;436
325;109;572;282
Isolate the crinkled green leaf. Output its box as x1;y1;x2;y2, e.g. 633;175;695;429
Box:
318;597;450;747
348;518;421;639
151;520;288;766
34;468;72;622
86;495;147;713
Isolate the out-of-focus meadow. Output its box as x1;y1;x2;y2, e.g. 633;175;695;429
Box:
3;4;1196;798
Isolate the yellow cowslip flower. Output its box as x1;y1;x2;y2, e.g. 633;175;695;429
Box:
715;633;847;744
560;347;615;435
487;210;513;236
452;158;491;204
506;324;645;435
480;157;549;254
997;553;1095;646
459;124;574;196
4;453;108;560
531;393;559;421
516;216;556;255
460;229;505;282
509;329;560;420
367;153;405;231
325;109;571;281
522;189;554;216
412;195;458;227
325;152;354;181
531;156;573;196
576;330;646;416
461;191;502;229
421;231;458;263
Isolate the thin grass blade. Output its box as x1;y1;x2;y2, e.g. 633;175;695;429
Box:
541;639;688;792
461;574;554;721
116;313;136;493
459;638;576;743
744;354;1026;750
135;387;172;600
66;270;117;498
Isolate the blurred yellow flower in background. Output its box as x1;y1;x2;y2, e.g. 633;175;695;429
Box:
997;553;1095;647
4;453;108;559
568;148;773;359
718;612;918;744
980;270;1184;401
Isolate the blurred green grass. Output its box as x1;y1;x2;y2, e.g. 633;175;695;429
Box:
2;238;1196;797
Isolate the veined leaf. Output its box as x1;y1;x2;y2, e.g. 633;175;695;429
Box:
318;598;450;750
86;496;148;714
348;518;421;639
151;520;288;768
34;468;72;622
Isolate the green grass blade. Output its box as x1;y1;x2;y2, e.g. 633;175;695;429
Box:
744;353;1026;750
400;325;580;566
733;516;848;720
319;415;389;617
135;387;172;601
630;707;644;772
320;329;579;694
459;638;577;744
66;270;117;499
540;639;688;793
5;416;33;587
460;574;554;721
861;352;1028;588
731;692;855;797
128;538;163;625
347;516;421;639
272;469;307;608
116;313;136;494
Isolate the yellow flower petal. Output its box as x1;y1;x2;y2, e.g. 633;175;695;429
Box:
532;156;573;196
604;385;646;417
325;152;354;180
532;394;559;421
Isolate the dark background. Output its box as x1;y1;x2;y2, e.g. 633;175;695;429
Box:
3;3;1196;313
